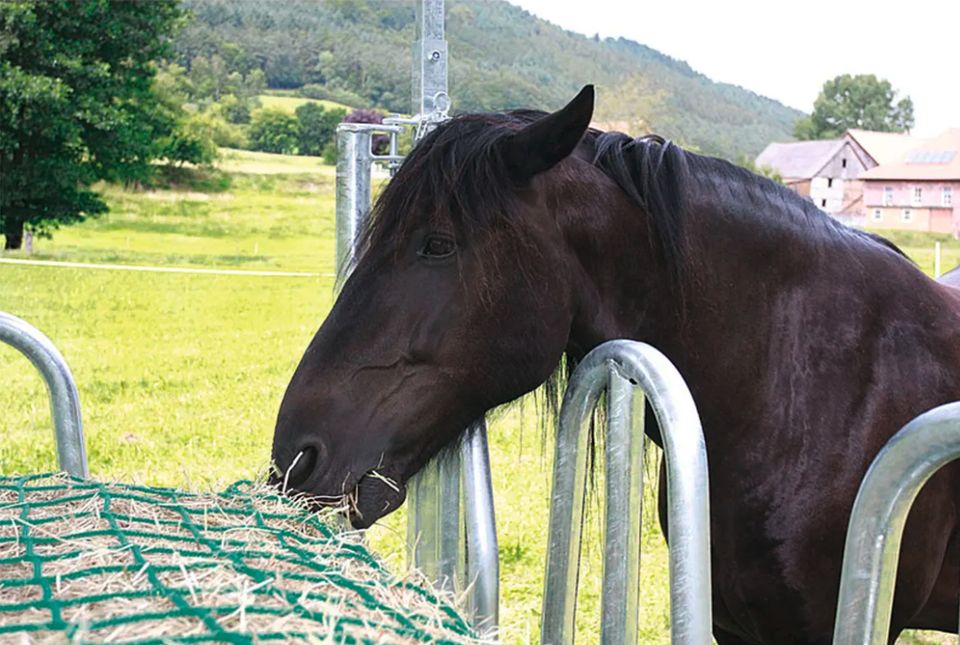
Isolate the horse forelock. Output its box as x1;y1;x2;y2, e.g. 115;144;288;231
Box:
353;111;546;272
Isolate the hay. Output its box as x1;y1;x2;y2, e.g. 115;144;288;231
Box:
0;473;477;644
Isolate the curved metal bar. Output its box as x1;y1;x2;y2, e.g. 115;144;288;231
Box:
833;401;960;645
462;418;500;635
541;340;711;645
0;311;87;477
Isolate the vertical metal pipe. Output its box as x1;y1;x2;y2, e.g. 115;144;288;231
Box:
833;401;960;645
413;0;450;131
541;359;606;642
0;311;87;477
335;125;374;277
601;366;645;644
406;441;462;591
332;1;499;632
541;340;711;645
462;418;500;635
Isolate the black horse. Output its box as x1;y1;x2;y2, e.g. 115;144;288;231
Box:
272;86;960;643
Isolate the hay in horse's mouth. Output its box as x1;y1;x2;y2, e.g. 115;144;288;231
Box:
349;469;407;530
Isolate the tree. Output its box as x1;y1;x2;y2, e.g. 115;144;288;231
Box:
735;154;783;184
295;103;346;157
248;109;300;154
794;74;914;140
0;0;187;249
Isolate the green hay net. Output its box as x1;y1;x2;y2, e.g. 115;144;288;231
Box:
0;473;476;644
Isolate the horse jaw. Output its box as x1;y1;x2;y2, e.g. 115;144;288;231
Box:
349;468;408;529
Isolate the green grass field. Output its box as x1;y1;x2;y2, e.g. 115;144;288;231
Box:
1;149;955;643
257;93;353;115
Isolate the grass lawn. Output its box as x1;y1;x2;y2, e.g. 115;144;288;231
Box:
257;93;353;115
1;153;955;643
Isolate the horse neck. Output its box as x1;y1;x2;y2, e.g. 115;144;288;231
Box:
566;164;886;429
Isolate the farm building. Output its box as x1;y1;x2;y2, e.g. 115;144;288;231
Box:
860;129;960;234
754;129;922;223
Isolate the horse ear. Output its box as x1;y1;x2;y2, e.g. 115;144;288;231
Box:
501;84;595;183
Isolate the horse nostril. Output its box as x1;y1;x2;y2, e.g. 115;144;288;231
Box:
281;445;318;491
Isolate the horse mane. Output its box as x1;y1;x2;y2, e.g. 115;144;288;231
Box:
350;109;908;449
589;130;909;279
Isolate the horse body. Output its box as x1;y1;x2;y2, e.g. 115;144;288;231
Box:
272;86;960;643
577;138;960;643
650;212;960;643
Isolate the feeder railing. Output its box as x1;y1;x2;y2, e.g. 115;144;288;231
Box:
0;311;87;477
541;340;712;645
833;401;960;645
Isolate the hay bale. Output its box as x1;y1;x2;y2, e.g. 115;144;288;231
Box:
0;473;476;643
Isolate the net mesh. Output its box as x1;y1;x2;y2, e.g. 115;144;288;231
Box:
0;473;476;644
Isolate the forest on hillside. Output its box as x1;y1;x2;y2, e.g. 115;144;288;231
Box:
171;0;802;158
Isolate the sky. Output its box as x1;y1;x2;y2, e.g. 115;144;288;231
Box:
509;0;958;137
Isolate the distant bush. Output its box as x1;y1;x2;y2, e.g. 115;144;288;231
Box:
158;115;218;167
322;142;337;165
295;103;346;157
192;107;248;149
248;109;300;154
147;165;233;192
735;154;783;184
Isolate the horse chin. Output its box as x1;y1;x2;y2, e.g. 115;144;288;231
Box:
349;469;408;530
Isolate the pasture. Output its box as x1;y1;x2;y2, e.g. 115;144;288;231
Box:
256;93;353;115
0;149;954;643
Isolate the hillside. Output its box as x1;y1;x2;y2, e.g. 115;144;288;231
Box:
173;0;802;158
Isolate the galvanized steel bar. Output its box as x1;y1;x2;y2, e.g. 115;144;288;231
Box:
601;366;645;643
335;124;374;277
541;340;711;645
334;0;498;632
462;418;500;634
334;122;403;278
833;401;960;645
406;441;462;591
412;0;450;140
0;311;87;477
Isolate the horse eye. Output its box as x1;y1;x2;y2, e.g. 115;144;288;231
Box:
418;235;456;259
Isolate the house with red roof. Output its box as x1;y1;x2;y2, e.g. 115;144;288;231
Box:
754;129;923;224
860;129;960;235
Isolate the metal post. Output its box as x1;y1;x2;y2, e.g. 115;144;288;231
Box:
833;401;960;645
541;340;712;645
462;418;500;633
602;365;645;643
412;0;450;140
335;125;374;276
0;311;87;477
406;439;463;591
407;0;499;632
332;1;499;631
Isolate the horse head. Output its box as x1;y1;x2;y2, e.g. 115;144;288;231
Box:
270;86;645;528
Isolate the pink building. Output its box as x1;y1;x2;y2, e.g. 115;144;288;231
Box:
861;129;960;235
